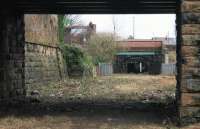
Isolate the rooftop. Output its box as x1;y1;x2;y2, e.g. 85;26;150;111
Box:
117;40;163;49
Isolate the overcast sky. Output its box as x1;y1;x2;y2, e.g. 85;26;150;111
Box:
79;14;176;39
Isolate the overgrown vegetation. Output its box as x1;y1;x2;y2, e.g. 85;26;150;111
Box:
58;15;91;77
58;15;65;46
62;45;94;77
58;15;81;47
60;33;117;77
58;15;117;77
87;33;117;65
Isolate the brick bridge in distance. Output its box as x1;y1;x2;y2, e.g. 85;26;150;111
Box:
0;0;200;125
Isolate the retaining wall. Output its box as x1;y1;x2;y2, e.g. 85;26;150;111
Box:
24;15;66;88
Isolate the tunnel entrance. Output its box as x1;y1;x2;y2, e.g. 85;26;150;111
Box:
2;0;200;127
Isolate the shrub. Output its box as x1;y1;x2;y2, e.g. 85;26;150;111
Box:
62;45;94;77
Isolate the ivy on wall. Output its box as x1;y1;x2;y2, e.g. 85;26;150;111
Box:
58;15;65;46
63;45;93;77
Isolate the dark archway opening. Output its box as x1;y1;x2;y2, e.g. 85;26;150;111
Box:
127;62;139;73
127;62;148;74
0;0;184;128
22;14;178;128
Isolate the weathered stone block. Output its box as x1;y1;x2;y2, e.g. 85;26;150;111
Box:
182;56;200;67
182;24;200;35
181;93;200;106
0;70;5;81
183;13;200;24
15;89;25;96
182;66;200;77
180;107;200;124
181;46;199;57
181;79;200;92
182;1;200;13
182;35;200;46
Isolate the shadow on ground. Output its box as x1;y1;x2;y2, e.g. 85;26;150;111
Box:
0;97;178;127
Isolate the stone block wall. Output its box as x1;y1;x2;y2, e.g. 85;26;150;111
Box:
0;14;66;99
180;0;200;124
25;43;66;88
25;14;59;45
0;13;25;99
24;15;66;88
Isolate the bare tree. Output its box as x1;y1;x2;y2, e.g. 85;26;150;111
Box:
63;15;82;27
63;15;83;34
87;33;117;65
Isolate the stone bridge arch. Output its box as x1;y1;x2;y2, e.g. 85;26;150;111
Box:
0;0;200;125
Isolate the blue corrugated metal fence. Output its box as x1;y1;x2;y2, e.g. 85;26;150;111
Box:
97;63;113;76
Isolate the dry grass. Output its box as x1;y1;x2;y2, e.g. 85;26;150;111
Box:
27;74;176;104
0;113;197;129
182;123;200;129
0;114;179;129
0;74;179;129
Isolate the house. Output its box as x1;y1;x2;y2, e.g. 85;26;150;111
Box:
114;39;164;74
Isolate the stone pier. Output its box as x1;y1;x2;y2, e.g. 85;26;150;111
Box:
179;0;200;124
0;13;25;99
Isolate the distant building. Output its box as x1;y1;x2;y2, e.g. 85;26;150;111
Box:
152;37;176;45
114;39;164;74
152;37;176;63
64;22;96;46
